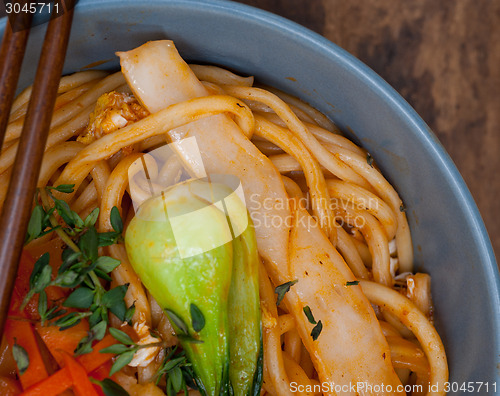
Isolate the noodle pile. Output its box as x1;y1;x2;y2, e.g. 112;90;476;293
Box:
0;55;448;395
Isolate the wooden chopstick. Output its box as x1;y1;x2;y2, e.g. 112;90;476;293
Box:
0;0;77;332
0;9;33;152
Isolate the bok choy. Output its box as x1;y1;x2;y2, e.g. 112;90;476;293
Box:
125;178;262;395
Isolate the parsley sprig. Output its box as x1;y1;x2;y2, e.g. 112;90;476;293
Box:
23;184;134;356
100;303;205;387
22;184;205;392
155;346;198;396
101;326;197;394
100;327;167;376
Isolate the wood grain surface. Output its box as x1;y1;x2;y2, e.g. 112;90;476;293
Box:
1;1;498;261
236;0;500;262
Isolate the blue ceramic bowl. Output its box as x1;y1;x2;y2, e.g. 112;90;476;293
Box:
2;0;499;391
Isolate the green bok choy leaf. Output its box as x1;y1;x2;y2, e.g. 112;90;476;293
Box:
125;178;262;396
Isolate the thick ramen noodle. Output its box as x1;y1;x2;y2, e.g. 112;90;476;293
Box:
0;40;447;396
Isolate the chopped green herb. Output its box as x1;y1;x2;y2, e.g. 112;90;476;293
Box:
346;280;359;286
84;208;100;228
26;205;44;243
90;378;130;396
95;256;121;273
102;285;129;322
366;153;374;167
109;327;135;345
54;269;82;288
100;333;170;377
165;309;189;335
21;253;52;310
109;350;136;376
75;321;107;356
63;287;94;309
302;306;317;324
48;184;75;193
12;339;29;375
99;344;131;355
169;366;184;394
79;227;99;262
275;279;298;306
190;303;205;332
110;206;123;234
311;320;323;341
155;346;196;395
97;231;122;247
399;204;406;212
54;199;80;228
54;311;92;331
37;290;48;325
45;308;67;322
124;302;136;325
29;253;52;294
23;185;130;356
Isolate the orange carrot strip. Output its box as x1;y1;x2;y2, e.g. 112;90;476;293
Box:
88;361;112;381
35;321;89;367
61;353;99;396
19;334;118;395
0;376;23;396
77;334;116;373
4;320;49;390
19;368;72;396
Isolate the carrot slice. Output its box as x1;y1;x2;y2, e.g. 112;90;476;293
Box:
19;368;72;396
0;376;22;395
9;250;67;321
77;334;116;373
35;321;89;367
4;320;49;390
88;361;112;381
20;334;118;395
61;353;99;396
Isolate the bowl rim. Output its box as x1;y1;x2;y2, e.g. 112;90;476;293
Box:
1;0;499;355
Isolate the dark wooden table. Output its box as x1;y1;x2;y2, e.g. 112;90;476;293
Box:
1;1;499;261
237;0;500;263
